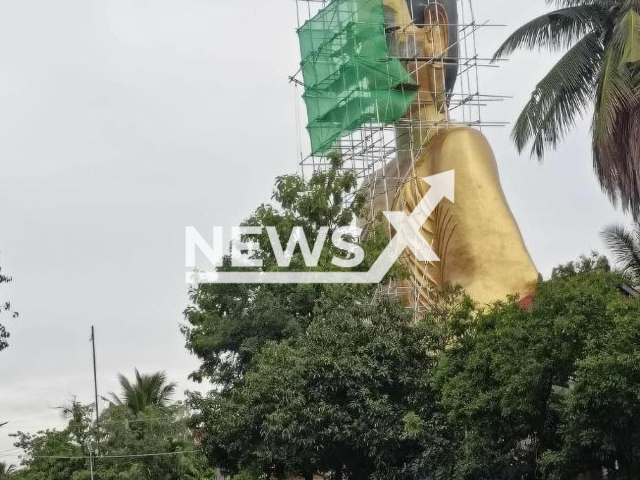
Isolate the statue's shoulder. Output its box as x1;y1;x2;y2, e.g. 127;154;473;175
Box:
416;126;497;173
433;126;491;147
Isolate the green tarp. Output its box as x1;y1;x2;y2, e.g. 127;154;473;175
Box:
298;0;417;156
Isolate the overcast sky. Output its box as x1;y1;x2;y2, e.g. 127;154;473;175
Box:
0;0;629;465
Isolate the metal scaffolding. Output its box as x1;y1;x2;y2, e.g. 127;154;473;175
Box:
291;0;508;313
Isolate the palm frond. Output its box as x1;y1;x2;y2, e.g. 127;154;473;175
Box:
494;4;607;59
500;0;640;218
108;369;177;413
0;462;16;476
511;32;603;158
592;9;640;216
600;223;640;279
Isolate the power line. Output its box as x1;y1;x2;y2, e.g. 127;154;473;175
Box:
1;416;186;429
0;452;22;459
3;411;186;426
33;450;198;460
0;447;21;455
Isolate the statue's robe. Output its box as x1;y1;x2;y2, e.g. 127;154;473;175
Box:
387;127;539;307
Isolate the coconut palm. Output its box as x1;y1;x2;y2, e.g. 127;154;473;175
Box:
0;462;16;478
495;0;640;217
601;223;640;280
106;369;177;414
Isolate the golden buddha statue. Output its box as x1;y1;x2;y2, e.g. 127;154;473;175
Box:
365;0;538;307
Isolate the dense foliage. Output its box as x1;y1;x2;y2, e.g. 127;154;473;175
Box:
435;255;640;479
188;253;640;480
190;290;472;480
9;376;212;480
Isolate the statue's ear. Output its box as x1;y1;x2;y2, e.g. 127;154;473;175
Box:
422;2;449;56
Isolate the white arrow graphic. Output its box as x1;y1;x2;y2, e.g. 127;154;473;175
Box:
187;170;455;284
364;170;454;283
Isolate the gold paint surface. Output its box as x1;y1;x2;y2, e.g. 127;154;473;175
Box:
392;127;538;306
363;0;539;306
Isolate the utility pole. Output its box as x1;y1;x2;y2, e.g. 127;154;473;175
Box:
91;326;99;427
86;441;95;480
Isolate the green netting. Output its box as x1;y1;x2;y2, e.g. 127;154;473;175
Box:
298;0;417;156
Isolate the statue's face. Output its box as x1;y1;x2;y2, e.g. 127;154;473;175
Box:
384;0;450;109
384;0;449;59
385;0;459;95
403;0;456;26
403;0;431;26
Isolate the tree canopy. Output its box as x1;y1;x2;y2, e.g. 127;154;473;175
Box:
189;254;640;480
182;156;399;388
436;256;640;479
10;378;211;480
190;289;470;480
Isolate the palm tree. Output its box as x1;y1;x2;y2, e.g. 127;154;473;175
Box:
106;369;177;414
0;462;16;478
601;223;640;280
495;0;640;217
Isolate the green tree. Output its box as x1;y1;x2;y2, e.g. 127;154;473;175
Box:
13;391;211;479
191;290;472;480
0;265;18;354
89;403;210;480
495;0;640;217
12;400;93;480
436;255;640;479
106;369;177;414
557;305;640;477
182;156;397;388
601;222;640;282
190;247;640;479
